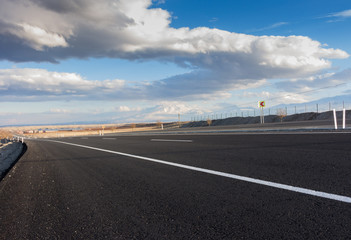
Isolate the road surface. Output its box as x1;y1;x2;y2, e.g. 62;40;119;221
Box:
1;132;351;239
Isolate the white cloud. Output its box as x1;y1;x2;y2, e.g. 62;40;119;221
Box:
153;0;165;5
1;67;350;103
14;23;68;50
248;22;289;32
0;68;125;100
116;106;142;112
0;0;349;104
133;101;206;121
0;100;211;125
275;68;351;92
50;108;72;113
325;9;351;22
281;93;307;103
328;9;351;18
242;91;272;99
0;0;348;77
0;68;266;101
237;90;309;108
117;106;131;112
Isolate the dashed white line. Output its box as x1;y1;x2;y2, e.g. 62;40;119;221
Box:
151;139;193;143
48;140;351;204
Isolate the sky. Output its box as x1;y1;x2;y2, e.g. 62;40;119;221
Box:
0;0;351;126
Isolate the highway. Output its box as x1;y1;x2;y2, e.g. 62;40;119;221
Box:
1;132;351;239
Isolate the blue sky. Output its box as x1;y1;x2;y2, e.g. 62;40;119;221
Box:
0;0;350;125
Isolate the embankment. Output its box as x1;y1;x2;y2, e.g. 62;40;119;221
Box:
0;141;24;180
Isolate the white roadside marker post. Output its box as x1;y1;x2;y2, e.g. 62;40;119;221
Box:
258;101;265;124
333;109;338;130
343;109;346;129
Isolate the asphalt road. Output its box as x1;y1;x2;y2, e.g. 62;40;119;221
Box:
118;118;351;136
1;132;351;239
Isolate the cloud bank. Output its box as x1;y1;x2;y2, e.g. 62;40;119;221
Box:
0;0;349;102
0;68;126;101
275;68;351;93
1;0;348;66
0;101;206;126
0;68;258;101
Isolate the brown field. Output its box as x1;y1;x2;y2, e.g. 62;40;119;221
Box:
1;122;184;139
0;130;13;139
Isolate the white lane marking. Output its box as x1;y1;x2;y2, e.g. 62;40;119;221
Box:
103;138;116;140
48;140;351;204
151;139;193;143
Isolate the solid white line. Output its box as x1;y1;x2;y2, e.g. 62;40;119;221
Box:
103;138;116;140
48;140;351;204
151;139;193;143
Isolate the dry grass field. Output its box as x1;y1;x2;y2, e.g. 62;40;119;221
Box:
0;130;13;139
1;121;184;139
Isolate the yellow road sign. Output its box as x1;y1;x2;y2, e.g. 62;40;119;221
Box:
259;101;265;108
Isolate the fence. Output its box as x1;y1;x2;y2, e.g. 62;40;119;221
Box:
188;101;350;122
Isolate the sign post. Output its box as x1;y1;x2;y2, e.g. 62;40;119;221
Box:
258;101;266;124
